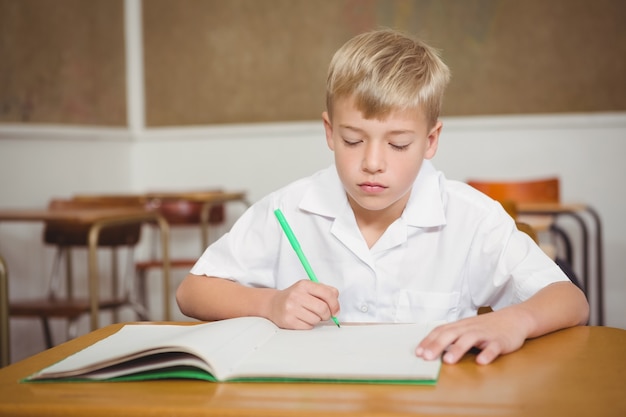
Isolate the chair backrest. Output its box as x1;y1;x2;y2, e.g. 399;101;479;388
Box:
146;199;224;226
467;177;560;204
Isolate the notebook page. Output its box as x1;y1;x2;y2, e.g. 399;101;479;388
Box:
232;322;440;381
29;317;278;381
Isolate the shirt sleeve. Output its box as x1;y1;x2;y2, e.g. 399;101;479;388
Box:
190;194;282;288
468;201;570;311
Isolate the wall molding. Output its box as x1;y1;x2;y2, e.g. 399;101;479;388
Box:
1;112;624;142
441;112;626;132
0;124;133;141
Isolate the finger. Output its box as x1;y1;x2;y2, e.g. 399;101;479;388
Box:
277;300;323;329
302;281;341;316
293;308;324;329
300;296;332;321
475;342;502;365
270;282;317;328
416;325;460;361
441;337;478;364
284;283;334;325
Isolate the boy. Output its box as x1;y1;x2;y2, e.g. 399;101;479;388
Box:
176;29;589;365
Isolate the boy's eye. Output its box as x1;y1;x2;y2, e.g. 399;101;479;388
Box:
342;138;362;146
390;143;410;151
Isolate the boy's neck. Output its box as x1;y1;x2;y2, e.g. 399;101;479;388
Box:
348;195;408;248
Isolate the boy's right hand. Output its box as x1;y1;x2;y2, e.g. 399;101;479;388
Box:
267;280;340;329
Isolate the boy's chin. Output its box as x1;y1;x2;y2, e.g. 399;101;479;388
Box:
347;194;400;214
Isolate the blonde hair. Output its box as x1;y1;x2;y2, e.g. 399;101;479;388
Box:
326;29;451;127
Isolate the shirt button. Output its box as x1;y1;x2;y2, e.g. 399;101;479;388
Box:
360;304;369;313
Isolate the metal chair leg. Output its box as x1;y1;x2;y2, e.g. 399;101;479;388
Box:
41;317;54;349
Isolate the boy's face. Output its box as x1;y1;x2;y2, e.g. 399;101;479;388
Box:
322;96;441;219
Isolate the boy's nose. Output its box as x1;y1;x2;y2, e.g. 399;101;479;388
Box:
362;143;385;173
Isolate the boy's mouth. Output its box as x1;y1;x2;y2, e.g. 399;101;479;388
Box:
358;182;387;193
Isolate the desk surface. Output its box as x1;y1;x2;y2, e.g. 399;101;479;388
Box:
517;202;589;213
145;190;247;203
0;324;624;417
0;207;156;224
70;190;249;205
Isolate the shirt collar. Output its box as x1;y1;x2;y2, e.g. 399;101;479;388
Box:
299;165;349;217
299;161;447;228
402;160;447;228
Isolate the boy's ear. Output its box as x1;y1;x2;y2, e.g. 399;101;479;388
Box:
424;120;442;160
322;111;335;151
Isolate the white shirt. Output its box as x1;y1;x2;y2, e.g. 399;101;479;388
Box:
191;161;568;324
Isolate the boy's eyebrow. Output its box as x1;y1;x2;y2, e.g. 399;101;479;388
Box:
338;124;416;137
338;124;362;132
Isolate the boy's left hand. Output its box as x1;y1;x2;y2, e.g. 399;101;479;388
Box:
416;281;589;365
415;308;531;365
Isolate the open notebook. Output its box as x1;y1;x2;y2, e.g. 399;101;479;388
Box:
25;317;442;385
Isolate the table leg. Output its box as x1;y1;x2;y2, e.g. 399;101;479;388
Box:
200;202;214;250
87;213;172;330
560;212;590;298
585;207;604;325
156;216;171;321
87;225;102;330
550;224;573;266
0;255;9;367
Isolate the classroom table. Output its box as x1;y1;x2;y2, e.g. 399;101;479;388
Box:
0;207;172;339
0;324;623;417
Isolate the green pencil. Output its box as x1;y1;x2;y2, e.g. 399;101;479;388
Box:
274;208;341;328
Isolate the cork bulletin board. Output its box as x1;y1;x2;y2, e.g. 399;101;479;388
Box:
0;0;127;125
2;0;625;127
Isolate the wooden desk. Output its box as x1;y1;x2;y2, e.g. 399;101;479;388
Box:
518;202;604;325
0;324;623;417
0;208;172;331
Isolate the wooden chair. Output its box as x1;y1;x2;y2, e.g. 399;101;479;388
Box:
8;198;148;348
467;177;560;204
